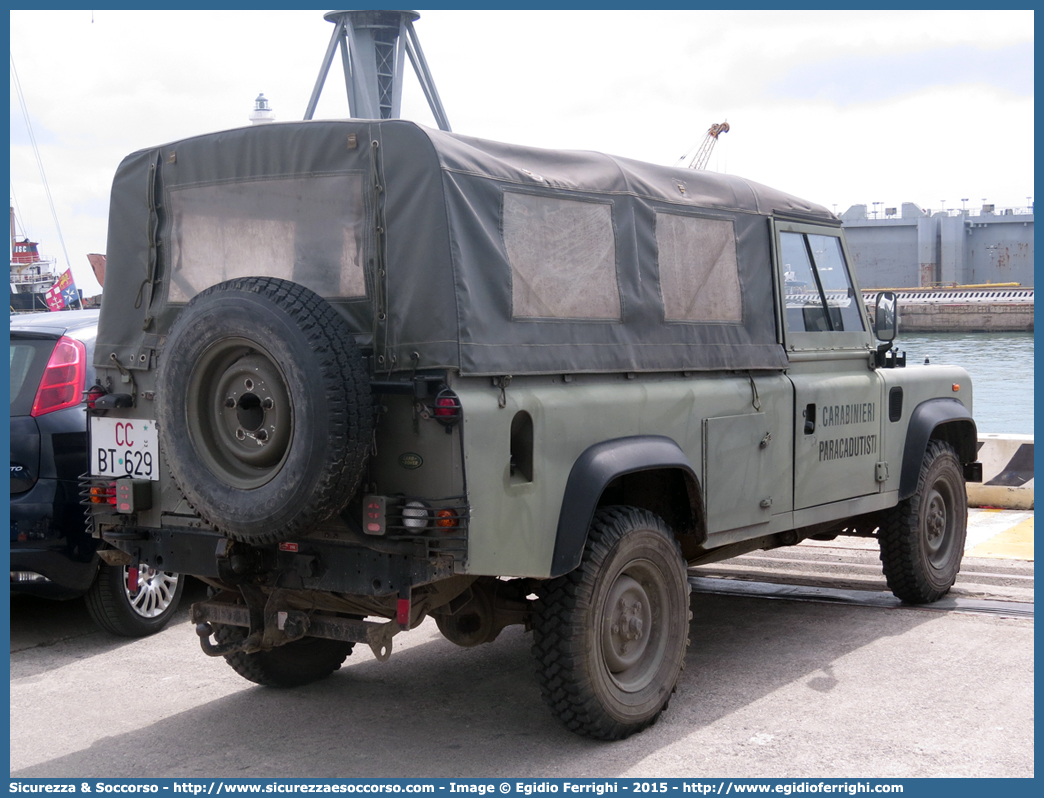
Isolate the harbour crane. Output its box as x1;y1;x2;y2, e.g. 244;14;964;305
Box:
685;121;730;170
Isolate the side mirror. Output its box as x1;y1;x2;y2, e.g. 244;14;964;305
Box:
874;291;898;342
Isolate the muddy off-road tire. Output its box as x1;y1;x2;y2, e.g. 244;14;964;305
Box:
214;624;354;688
157;277;371;544
85;564;184;637
532;506;691;740
879;439;968;604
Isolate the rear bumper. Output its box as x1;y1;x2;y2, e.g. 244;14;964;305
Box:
10;478;86;539
10;548;99;597
11;477;99;597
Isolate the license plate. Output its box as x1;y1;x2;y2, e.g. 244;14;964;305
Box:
90;417;159;481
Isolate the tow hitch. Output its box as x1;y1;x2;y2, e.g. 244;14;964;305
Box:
192;588;400;662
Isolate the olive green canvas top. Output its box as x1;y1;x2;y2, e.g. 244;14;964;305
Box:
97;119;835;376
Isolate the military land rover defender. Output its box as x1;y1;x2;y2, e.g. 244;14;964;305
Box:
85;120;981;739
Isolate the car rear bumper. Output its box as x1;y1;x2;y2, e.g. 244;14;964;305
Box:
11;478;99;597
10;477;88;540
10;548;99;597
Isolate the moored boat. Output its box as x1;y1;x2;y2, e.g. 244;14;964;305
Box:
10;206;58;311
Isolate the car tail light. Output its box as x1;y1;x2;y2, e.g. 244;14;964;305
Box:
31;336;86;417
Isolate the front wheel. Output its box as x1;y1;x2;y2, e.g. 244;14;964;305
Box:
85;564;185;637
879;439;968;603
532;506;691;740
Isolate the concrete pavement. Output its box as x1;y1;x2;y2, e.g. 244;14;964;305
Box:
10;510;1034;780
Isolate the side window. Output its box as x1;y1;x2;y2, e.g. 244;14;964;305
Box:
781;232;829;332
503;192;620;320
655;213;742;322
808;234;864;332
781;231;864;333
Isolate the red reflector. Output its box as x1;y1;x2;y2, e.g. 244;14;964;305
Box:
31;336;86;417
278;542;299;552
127;567;139;593
952;384;960;392
396;598;410;626
86;385;107;410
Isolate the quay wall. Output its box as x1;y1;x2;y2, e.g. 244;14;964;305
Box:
897;301;1033;332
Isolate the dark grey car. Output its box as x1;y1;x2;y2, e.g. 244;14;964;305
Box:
10;309;184;636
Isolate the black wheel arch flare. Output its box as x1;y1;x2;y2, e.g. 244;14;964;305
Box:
550;435;703;578
899;398;977;501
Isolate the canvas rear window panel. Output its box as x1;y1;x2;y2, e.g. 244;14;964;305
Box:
165;174;368;303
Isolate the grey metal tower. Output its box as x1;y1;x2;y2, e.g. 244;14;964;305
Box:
304;9;451;131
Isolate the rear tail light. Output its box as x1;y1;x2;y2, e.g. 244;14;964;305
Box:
85;385;107;409
433;389;462;429
90;482;117;506
434;396;457;417
31;336;86;417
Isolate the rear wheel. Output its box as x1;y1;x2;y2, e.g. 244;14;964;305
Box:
532;506;691;740
85;564;184;637
214;625;354;688
879;439;968;603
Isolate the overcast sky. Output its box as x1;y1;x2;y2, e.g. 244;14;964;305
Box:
9;9;1034;296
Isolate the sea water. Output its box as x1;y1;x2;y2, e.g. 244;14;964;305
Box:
894;332;1034;435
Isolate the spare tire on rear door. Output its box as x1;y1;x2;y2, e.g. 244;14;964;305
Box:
157;277;371;544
